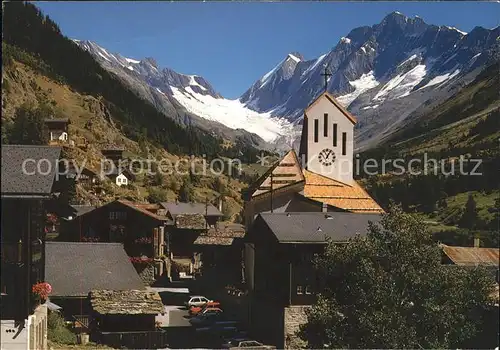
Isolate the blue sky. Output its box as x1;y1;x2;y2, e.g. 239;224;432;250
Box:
36;2;499;99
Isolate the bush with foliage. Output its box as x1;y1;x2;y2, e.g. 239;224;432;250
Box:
147;187;168;204
300;206;496;349
47;311;76;345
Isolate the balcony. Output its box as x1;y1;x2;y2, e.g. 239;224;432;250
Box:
1;241;43;264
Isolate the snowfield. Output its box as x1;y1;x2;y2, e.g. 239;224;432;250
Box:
169;86;293;142
336;71;379;106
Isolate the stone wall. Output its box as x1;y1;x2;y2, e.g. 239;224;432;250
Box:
284;305;310;349
134;263;156;286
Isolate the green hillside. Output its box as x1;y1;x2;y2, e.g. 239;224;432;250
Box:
359;63;500;247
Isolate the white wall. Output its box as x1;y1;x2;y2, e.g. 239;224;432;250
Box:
115;174;128;186
304;96;354;184
0;305;47;350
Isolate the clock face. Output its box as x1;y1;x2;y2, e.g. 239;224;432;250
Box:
318;148;336;166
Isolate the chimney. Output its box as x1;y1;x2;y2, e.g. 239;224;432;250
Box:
321;202;328;213
473;234;481;248
218;196;223;213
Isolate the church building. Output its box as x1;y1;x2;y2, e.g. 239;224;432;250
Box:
243;88;384;349
244;91;383;230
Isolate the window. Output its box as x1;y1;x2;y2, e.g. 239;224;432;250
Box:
305;285;312;295
297;285;304;295
342;132;347;155
333;124;338;147
323;114;328;137
314;119;319;143
109;211;126;220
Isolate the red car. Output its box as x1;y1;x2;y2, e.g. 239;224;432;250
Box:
189;301;221;316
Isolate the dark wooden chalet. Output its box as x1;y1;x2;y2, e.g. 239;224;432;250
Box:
1;145;62;321
245;212;382;348
44;118;70;145
45;242;145;326
160;202;223;259
193;222;246;287
101;146;125;166
89;289;166;349
60;199;168;257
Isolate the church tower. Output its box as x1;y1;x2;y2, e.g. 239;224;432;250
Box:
298;90;356;184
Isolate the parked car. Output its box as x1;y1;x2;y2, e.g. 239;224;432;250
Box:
195;307;223;318
185;296;212;308
189;301;221;316
189;311;224;327
222;339;275;349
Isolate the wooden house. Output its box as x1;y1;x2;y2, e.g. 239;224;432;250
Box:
61;199;168;256
45;242;145;327
89;289;166;349
45;118;70;145
193;222;246;287
1;145;62;350
245;212;381;348
160;202;223;259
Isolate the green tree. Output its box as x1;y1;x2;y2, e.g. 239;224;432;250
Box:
8;103;50;145
459;193;479;229
147;187;168;204
300;206;495;349
178;180;195;203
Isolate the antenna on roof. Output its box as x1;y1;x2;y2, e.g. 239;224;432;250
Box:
205;197;208;230
270;172;274;214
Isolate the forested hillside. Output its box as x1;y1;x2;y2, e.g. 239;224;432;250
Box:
2;1;264;161
1;2;270;219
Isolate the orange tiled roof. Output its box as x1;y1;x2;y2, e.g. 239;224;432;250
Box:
302;170;384;213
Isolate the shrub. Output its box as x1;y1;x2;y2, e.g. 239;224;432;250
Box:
47;311;76;345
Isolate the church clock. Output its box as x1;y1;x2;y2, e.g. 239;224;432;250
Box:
318;148;336;166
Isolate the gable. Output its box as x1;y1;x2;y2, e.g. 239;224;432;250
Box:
304;92;357;125
251;150;305;198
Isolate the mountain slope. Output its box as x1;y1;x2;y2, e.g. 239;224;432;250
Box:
2;2;241;157
240;12;500;150
75;40;293;145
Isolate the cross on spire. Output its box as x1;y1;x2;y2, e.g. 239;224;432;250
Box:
321;66;332;92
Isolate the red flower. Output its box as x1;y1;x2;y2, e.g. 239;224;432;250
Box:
32;282;52;300
129;256;153;264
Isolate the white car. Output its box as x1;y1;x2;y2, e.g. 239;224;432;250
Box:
185;296;212;308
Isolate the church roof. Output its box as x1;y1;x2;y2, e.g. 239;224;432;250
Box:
302;170;384;213
304;92;357;125
248;149;305;198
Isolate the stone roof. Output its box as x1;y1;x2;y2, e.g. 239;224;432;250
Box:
302;170;384;213
160;202;222;217
70;204;98;217
194;222;245;245
44;118;70;124
90;289;163;315
1;145;61;198
255;212;382;243
45;242;145;297
175;213;207;230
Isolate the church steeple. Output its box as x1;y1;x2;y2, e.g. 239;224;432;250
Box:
298;91;357;184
